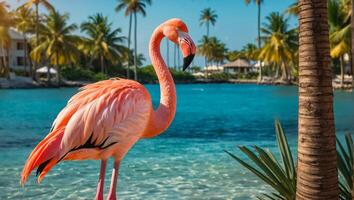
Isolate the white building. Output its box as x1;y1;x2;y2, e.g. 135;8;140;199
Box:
0;29;30;72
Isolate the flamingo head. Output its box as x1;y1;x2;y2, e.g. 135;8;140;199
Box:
162;18;196;71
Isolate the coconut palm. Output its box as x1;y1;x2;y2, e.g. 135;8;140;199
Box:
244;0;264;81
259;12;298;81
339;0;354;87
296;0;338;199
166;39;170;67
81;13;126;75
18;0;54;79
198;36;227;66
0;1;11;27
18;0;54;46
31;10;79;85
328;0;350;88
350;0;354;87
198;36;214;65
125;49;146;67
0;1;12;78
285;1;299;16
14;7;36;76
242;43;259;61
227;50;245;62
199;8;217;37
115;0;152;81
226;120;353;199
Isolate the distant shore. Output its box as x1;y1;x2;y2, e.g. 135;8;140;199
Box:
0;76;352;91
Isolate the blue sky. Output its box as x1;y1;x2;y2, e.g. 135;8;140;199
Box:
7;0;297;66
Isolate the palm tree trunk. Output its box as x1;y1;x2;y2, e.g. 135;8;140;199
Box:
174;44;177;70
47;65;51;84
257;2;263;82
46;53;53;85
166;39;170;66
207;21;209;37
280;63;287;81
296;0;338;199
133;12;138;81
351;0;354;88
56;51;60;86
23;35;28;76
127;13;132;79
1;46;9;79
340;56;345;89
284;62;290;82
275;64;280;79
34;3;39;80
352;162;354;199
100;55;104;74
177;45;180;70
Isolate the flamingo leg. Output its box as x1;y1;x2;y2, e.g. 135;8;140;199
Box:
107;160;120;200
95;160;107;200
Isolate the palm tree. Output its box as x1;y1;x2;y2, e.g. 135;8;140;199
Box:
18;0;54;78
198;36;214;65
31;10;79;85
350;0;354;87
241;43;259;61
338;0;354;87
125;49;145;67
296;0;338;199
14;7;36;76
166;39;170;67
259;12;298;81
81;13;126;75
285;1;299;16
198;36;227;66
0;1;11;27
328;0;350;89
18;0;54;45
199;8;217;37
115;0;151;81
0;1;12;78
244;0;263;81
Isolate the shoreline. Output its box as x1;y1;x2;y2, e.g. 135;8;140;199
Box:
0;77;352;91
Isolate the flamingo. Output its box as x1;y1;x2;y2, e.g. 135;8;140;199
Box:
21;18;196;200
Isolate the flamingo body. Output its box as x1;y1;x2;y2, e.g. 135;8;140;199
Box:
21;18;196;200
22;79;152;182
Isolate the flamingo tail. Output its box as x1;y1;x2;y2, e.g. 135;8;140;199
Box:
21;128;65;185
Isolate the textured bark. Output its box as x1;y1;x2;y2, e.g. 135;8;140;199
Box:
257;2;263;82
33;3;39;80
133;12;138;81
166;39;170;67
340;56;344;89
296;0;338;199
351;0;354;87
206;21;210;37
100;55;104;74
56;51;60;86
352;161;354;199
126;13;132;79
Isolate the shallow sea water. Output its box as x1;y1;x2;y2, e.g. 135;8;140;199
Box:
0;84;353;199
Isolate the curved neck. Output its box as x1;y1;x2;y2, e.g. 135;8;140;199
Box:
144;26;176;137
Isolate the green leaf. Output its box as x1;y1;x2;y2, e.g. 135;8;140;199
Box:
275;119;295;180
224;150;279;190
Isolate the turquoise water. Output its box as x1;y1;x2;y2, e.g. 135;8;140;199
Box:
0;84;353;200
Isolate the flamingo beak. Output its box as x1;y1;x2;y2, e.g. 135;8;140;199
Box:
178;31;196;71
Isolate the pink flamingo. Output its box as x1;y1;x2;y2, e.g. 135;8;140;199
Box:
21;18;195;200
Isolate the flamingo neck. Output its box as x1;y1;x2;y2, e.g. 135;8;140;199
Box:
144;26;176;138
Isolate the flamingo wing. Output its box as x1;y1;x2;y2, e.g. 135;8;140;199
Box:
21;79;152;184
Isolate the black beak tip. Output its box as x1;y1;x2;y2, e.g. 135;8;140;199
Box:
182;54;195;71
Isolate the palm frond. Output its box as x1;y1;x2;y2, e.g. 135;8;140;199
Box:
225;120;296;200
